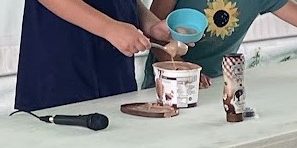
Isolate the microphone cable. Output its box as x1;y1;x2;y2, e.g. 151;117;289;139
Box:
10;110;40;119
9;110;51;123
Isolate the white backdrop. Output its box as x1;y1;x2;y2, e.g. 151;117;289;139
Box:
0;0;24;76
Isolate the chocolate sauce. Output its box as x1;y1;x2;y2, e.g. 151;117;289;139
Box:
222;53;245;122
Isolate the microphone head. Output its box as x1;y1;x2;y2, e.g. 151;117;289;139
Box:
87;113;109;131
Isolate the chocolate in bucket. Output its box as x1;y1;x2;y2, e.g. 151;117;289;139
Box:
153;61;202;108
222;53;246;122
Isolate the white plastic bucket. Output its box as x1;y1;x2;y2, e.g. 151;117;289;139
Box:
153;61;202;108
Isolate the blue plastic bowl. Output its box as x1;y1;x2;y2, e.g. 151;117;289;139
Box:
166;8;208;43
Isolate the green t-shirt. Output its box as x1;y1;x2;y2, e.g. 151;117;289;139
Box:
142;0;288;89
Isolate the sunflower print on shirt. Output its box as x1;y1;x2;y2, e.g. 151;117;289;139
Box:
204;0;239;39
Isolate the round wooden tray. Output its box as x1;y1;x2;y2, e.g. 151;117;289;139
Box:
120;103;179;118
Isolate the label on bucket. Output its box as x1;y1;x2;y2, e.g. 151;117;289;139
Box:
153;61;201;108
159;75;198;108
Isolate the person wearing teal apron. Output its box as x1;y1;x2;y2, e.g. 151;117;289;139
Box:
15;0;169;111
142;0;297;89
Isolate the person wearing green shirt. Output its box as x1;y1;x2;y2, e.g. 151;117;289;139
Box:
142;0;297;89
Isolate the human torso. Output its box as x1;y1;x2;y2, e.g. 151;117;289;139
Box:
15;0;139;111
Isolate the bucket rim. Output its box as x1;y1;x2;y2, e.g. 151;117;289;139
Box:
153;61;202;72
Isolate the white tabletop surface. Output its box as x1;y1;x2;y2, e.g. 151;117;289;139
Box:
1;59;297;148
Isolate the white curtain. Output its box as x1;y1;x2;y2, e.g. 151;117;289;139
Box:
0;0;24;76
141;0;153;8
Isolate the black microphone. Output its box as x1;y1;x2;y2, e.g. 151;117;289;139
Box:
39;113;109;131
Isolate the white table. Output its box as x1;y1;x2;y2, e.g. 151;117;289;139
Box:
1;59;297;148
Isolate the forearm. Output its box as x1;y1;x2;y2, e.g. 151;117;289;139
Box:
273;0;297;27
38;0;115;39
149;0;178;61
136;0;160;37
150;0;177;19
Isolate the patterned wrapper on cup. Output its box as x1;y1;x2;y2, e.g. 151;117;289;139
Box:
222;53;246;122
